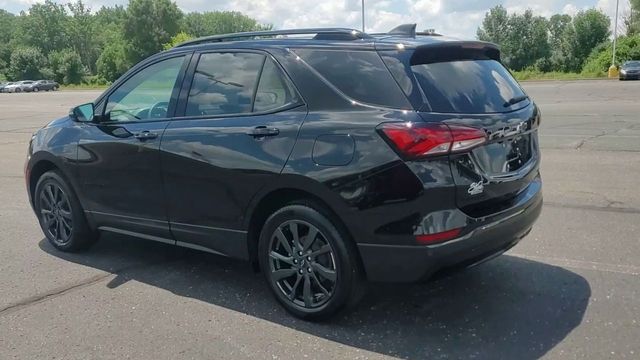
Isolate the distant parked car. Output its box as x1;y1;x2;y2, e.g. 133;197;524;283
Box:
3;80;34;93
25;80;60;92
620;61;640;80
0;82;11;92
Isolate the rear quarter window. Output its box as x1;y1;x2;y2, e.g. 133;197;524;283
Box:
294;49;410;109
412;59;527;114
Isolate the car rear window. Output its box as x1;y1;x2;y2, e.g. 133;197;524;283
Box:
412;59;527;114
293;49;410;109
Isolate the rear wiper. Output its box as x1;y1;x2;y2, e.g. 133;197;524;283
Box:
504;95;529;107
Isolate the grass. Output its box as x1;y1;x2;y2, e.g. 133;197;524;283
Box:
60;83;110;90
512;70;608;81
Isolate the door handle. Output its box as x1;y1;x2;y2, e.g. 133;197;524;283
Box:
246;126;279;138
133;131;158;141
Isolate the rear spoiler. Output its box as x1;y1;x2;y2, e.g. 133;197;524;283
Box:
410;41;501;65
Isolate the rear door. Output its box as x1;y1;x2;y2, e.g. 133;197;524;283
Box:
161;50;306;258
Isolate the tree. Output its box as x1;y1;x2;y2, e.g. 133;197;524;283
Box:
626;0;640;35
124;0;182;63
67;1;98;74
562;9;610;72
13;1;69;56
97;40;131;82
582;35;640;73
181;11;272;37
49;49;86;84
8;47;47;80
478;6;550;71
163;32;194;50
549;14;572;47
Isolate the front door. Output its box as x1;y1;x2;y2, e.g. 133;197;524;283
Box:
161;51;306;258
77;55;189;239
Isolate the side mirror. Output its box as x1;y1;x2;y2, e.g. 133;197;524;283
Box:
69;103;95;122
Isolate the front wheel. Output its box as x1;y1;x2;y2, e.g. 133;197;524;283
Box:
34;170;98;252
258;202;365;320
33;87;39;92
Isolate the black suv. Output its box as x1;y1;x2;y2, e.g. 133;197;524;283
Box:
26;24;542;319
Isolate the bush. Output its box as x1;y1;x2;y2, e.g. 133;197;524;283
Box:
582;35;640;74
8;47;47;80
163;32;193;50
48;49;86;84
97;42;130;82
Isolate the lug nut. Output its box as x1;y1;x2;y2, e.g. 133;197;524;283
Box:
306;256;311;261
307;267;312;273
298;251;303;256
293;259;298;264
298;269;303;274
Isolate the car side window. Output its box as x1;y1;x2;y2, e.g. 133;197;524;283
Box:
253;58;300;112
105;56;185;122
185;52;265;116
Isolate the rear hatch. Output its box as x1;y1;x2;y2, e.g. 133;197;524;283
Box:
382;41;541;217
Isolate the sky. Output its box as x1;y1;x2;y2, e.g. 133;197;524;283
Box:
0;0;631;39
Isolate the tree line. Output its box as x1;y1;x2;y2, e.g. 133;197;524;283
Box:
477;3;640;75
0;0;270;84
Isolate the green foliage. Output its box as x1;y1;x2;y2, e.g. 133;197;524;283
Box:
0;2;269;82
8;47;47;80
478;7;550;70
48;49;86;84
582;35;640;74
163;32;195;50
97;41;131;82
478;6;611;73
124;0;183;63
13;0;69;56
181;11;272;37
627;0;640;35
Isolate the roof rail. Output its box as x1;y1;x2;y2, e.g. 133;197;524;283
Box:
175;28;370;48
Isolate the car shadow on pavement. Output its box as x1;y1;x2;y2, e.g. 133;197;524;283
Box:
39;234;590;360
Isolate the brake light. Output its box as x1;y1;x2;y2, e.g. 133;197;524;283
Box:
377;122;486;159
415;228;462;244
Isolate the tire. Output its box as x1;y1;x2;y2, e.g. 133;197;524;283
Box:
34;170;98;252
15;88;21;93
258;201;365;320
33;87;39;92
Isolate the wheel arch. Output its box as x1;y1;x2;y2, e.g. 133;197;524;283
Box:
28;153;78;209
244;176;365;274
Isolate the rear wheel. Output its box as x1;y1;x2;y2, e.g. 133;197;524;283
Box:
258;202;365;320
34;170;98;252
33;87;39;92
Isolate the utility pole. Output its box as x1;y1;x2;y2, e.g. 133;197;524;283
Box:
613;0;620;67
361;0;365;32
609;0;621;77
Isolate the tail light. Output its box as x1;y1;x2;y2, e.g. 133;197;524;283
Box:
377;122;486;160
415;228;462;245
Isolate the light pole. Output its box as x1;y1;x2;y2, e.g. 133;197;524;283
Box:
361;0;365;32
609;0;620;77
612;0;620;67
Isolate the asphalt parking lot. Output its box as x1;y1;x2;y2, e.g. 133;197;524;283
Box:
0;80;639;359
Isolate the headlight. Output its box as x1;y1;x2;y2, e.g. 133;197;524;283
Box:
620;69;627;74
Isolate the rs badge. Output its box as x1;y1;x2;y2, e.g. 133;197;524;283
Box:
467;181;485;195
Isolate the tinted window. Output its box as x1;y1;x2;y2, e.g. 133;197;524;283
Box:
186;52;264;116
412;60;526;114
253;59;300;112
106;56;185;122
294;49;410;109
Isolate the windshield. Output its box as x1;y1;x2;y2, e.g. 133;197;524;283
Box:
412;59;527;114
623;61;640;68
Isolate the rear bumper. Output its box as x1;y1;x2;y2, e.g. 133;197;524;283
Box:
358;179;542;282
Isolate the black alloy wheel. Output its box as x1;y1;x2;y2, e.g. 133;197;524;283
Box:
39;182;73;246
34;170;98;251
259;203;365;320
269;219;337;308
